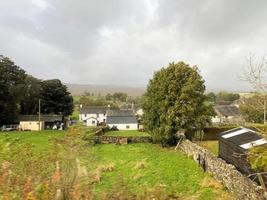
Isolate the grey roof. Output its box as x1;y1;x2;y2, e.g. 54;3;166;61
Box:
219;127;267;150
80;107;107;114
19;115;63;122
107;116;138;124
106;109;135;117
215;105;241;117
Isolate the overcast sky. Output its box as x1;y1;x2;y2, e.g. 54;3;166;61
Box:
1;0;267;91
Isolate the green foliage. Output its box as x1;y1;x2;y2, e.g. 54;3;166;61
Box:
216;91;240;102
41;79;74;116
206;92;216;103
248;146;267;171
239;94;265;123
142;62;214;145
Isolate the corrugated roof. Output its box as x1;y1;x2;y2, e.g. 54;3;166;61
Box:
220;127;267;149
80;107;107;114
215;105;241;117
19;115;63;122
107;116;137;124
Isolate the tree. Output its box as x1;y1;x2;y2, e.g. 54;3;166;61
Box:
239;94;265;123
40;79;74;116
206;92;216;103
0;55;27;125
142;62;214;145
216;91;240;102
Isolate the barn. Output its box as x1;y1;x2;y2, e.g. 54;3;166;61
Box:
219;127;267;186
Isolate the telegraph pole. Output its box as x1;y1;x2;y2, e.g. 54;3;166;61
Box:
38;99;41;131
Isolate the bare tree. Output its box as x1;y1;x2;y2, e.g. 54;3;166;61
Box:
242;54;267;124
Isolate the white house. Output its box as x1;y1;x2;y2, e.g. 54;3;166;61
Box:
211;105;244;124
106;110;138;130
79;107;107;126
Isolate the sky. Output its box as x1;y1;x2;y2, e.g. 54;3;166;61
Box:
1;0;267;92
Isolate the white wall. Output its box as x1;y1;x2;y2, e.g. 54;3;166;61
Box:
20;121;44;131
80;113;106;126
108;123;138;130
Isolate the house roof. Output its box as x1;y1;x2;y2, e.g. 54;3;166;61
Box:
219;127;267;150
19;115;63;122
106;109;137;124
215;105;241;117
106;109;135;117
80;106;107;114
107;116;138;124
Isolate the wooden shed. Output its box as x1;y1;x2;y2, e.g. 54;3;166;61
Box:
219;127;267;186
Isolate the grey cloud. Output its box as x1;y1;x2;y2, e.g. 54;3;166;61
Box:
1;0;267;91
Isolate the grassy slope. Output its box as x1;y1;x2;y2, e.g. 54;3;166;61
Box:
88;144;232;199
105;130;150;137
196;141;219;155
0;130;233;199
0;130;65;152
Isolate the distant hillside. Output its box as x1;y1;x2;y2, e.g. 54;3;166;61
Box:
66;83;145;97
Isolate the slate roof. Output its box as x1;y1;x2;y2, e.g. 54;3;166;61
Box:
106;116;138;124
80;107;107;114
19;115;63;122
215;105;241;117
106;109;135;117
106;109;137;124
219;127;267;150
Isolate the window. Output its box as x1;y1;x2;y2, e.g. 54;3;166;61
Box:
92;120;95;124
126;125;130;129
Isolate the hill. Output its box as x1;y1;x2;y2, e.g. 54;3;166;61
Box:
66;83;145;97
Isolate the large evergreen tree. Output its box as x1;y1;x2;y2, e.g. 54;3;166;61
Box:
40;79;74;116
142;62;214;145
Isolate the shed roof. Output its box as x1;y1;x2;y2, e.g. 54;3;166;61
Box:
19;115;63;122
80;107;107;114
106;116;138;124
219;127;267;150
215;105;241;117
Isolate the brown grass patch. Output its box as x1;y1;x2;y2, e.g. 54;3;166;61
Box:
201;176;223;189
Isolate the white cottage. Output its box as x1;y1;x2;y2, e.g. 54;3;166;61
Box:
79;107;107;126
106;110;138;130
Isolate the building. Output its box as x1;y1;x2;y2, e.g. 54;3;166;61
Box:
212;105;243;124
19;115;63;131
79;106;107;126
106;110;138;130
219;127;267;186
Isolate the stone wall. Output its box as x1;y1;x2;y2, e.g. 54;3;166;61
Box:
179;139;267;200
94;135;152;144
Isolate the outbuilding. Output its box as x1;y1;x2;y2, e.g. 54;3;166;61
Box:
219;127;267;186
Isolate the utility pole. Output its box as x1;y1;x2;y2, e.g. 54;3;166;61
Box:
38;99;41;131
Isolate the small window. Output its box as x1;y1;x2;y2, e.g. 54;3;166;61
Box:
126;125;130;129
92;120;95;124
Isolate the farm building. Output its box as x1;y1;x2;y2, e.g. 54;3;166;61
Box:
19;115;63;131
212;105;244;124
79;106;107;126
106;110;138;130
219;127;267;186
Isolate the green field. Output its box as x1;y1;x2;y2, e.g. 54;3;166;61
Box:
0;129;233;199
196;140;219;155
105;130;150;137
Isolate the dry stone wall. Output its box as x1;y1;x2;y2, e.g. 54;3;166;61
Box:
94;136;152;144
179;139;267;200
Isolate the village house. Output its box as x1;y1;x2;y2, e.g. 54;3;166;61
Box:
79;106;107;126
212;105;244;124
106;110;138;130
19;114;63;131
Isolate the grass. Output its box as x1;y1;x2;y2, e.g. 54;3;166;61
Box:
0;129;233;199
105;130;150;137
87;144;232;199
196;140;219;155
0;130;65;152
